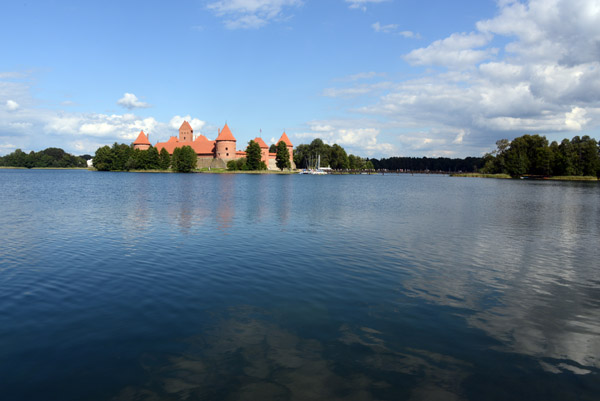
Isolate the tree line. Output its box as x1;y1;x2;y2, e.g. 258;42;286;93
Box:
92;143;197;173
293;139;374;170
368;156;484;172
0;148;88;168
481;134;600;178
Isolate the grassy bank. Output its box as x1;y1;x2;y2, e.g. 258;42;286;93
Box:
202;169;297;174
450;173;512;179
545;176;599;181
450;172;599;181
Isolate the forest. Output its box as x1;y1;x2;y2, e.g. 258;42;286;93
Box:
0;148;88;168
480;134;600;178
368;156;484;172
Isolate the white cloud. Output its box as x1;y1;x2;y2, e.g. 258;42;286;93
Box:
323;81;393;98
323;0;600;156
346;0;390;11
404;32;497;69
9;122;32;130
296;120;395;156
372;22;397;33
565;107;589;131
117;93;151;110
453;131;465;144
207;0;302;29
335;72;387;83
169;115;207;131
6;100;19;111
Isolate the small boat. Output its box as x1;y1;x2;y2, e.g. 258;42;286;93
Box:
298;154;327;175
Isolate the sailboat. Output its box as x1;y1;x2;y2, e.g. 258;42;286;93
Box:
298;154;327;175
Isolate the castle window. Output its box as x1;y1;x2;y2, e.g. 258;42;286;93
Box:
225;147;228;151
226;153;229;156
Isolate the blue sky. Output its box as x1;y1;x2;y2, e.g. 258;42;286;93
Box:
1;0;600;157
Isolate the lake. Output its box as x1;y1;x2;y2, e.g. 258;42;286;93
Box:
0;169;599;400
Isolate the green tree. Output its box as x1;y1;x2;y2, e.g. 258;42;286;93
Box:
227;159;238;171
159;148;171;170
329;144;349;169
309;138;331;167
275;140;291;170
293;144;311;168
110;143;133;171
245;140;263;170
578;136;600;176
269;144;277;153
171;146;197;173
93;145;113;171
348;154;366;170
146;147;160;170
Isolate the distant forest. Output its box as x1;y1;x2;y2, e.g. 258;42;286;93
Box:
294;138;482;172
0;148;88;168
481;134;600;178
368;156;483;172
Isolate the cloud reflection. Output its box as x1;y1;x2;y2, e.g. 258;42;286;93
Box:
112;306;472;401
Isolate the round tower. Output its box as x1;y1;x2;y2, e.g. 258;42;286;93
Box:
132;130;151;150
215;123;237;159
278;131;294;166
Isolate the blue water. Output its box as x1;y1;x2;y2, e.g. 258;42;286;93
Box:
1;169;599;400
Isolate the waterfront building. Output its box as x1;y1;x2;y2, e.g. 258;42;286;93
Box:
132;130;151;151
141;121;295;170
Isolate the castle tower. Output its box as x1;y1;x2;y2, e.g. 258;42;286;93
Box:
254;137;269;165
277;131;294;166
179;121;193;142
132;130;151;150
215;123;237;159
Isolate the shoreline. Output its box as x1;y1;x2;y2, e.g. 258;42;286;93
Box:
450;172;598;181
0;166;89;170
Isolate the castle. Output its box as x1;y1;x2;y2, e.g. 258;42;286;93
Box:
132;121;294;170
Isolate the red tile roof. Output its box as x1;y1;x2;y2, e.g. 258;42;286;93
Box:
133;130;151;145
278;131;292;146
253;137;268;148
155;138;215;156
216;123;236;141
180;120;193;131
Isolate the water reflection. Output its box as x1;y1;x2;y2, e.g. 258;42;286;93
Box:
216;174;235;231
113;306;472;401
275;175;292;225
400;180;600;374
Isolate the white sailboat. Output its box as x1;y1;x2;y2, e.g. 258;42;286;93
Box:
299;154;327;174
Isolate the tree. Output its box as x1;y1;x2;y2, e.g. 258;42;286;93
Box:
309;138;331;167
159;148;171;170
293;144;311;168
275;140;291;170
245;140;263;170
171;146;197;173
578;136;600;176
146;147;160;170
329;144;349;169
93;146;113;171
269;144;277;153
110;143;133;171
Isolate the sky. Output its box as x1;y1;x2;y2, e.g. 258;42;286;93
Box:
1;0;600;158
